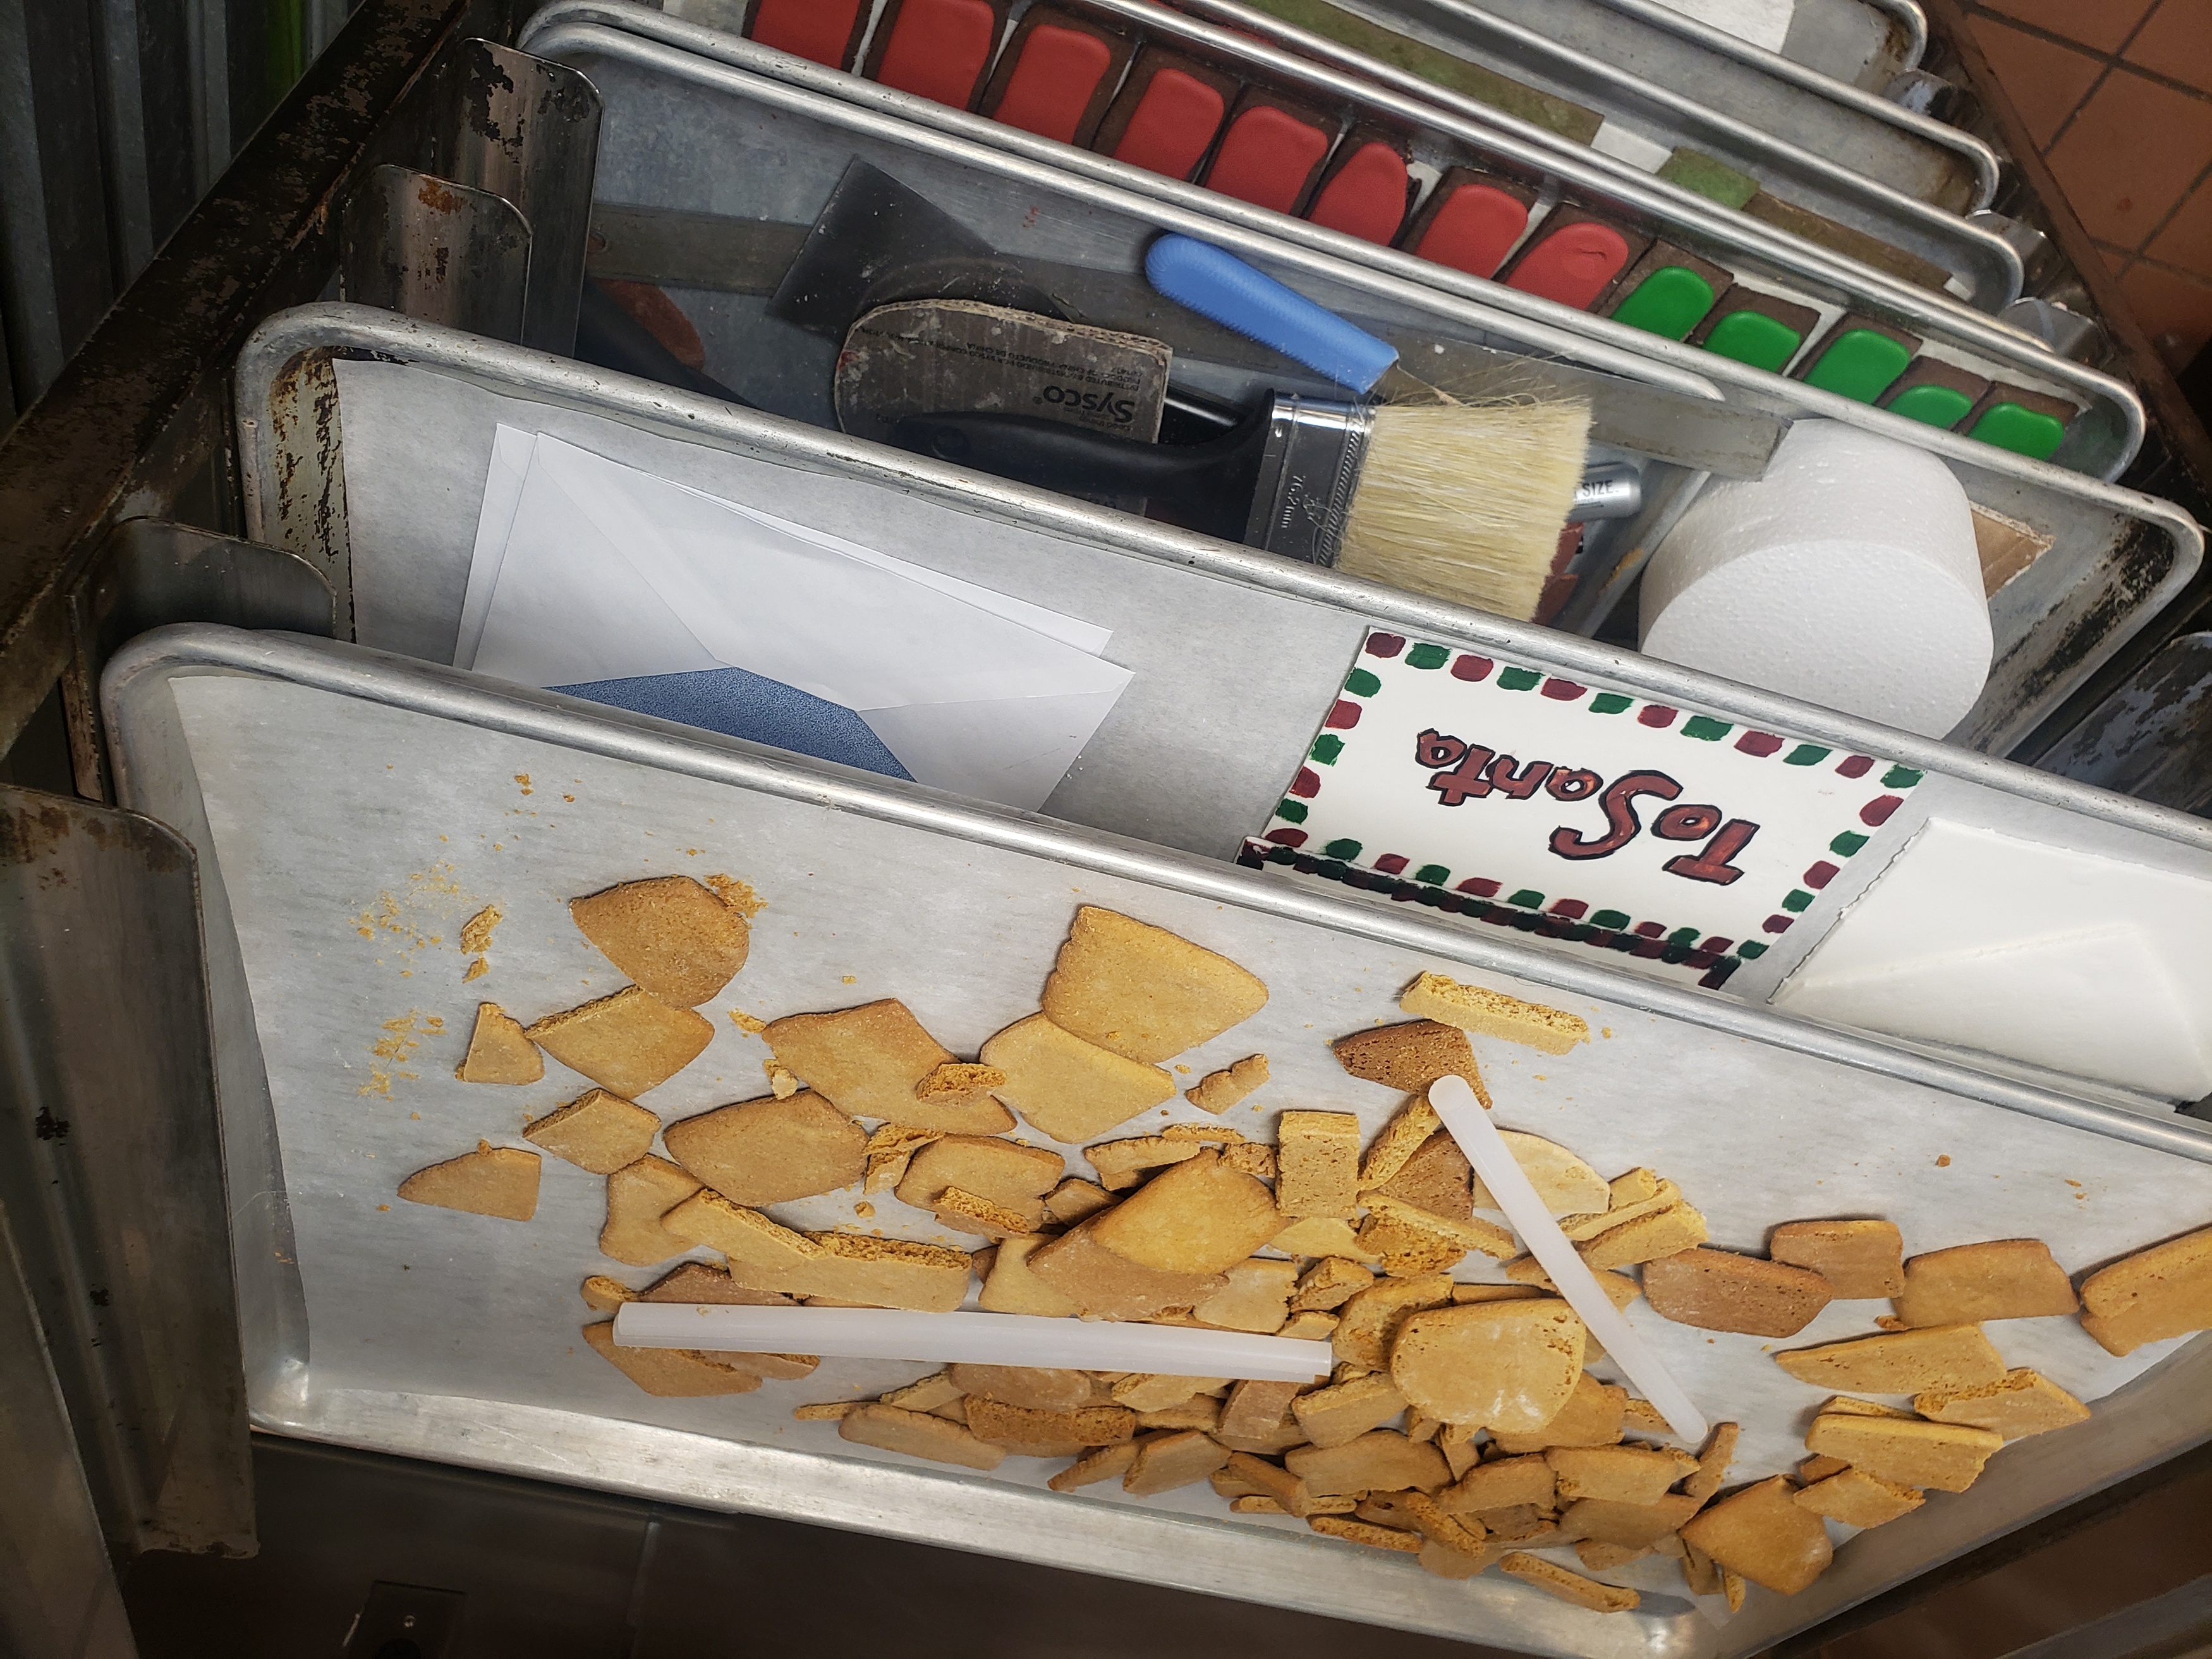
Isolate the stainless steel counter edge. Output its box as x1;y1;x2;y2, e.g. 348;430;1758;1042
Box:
1161;0;2018;307
521;9;2142;479
101;623;2212;1165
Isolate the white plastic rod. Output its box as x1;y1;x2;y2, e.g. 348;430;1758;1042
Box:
1428;1075;1710;1443
612;1303;1335;1383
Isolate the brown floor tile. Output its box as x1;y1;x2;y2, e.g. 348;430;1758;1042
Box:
2124;0;2212;94
2046;69;2212;246
2146;176;2212;276
2118;259;2212;363
1973;0;2155;52
1969;15;2106;148
2098;241;2138;276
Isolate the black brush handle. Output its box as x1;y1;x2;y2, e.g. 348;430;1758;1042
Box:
889;405;1273;542
575;279;753;407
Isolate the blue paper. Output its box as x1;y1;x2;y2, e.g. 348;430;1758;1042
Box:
552;665;915;781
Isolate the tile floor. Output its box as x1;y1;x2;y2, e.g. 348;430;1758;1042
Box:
1963;0;2212;370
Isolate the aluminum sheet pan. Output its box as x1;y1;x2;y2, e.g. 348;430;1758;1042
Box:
104;624;2212;1658
1123;0;2000;306
231;308;2212;1097
1395;0;1986;200
426;31;2188;748
519;14;2130;481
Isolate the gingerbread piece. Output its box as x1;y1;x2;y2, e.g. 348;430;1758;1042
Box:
839;1403;1006;1469
980;1012;1174;1143
1331;1021;1490;1099
454;1002;542;1084
1286;1430;1450;1496
1769;1218;1905;1298
1794;1469;1924;1528
1643;1248;1834;1337
765;1000;1010;1132
1085;1150;1282;1275
1399;971;1590;1053
581;1322;760;1396
1186;1054;1269;1114
1040;906;1268;1063
1499;1552;1639;1612
524;1088;659;1175
1775;1323;2006;1394
1894;1239;2079;1326
1680;1477;1832;1595
599;1154;703;1265
1275;1110;1362;1218
398;1141;539;1220
569;875;750;1006
1389;1299;1584;1431
664;1091;867;1206
2079;1224;2212;1356
1914;1368;2090;1438
527;986;713;1097
1805;1413;2003;1492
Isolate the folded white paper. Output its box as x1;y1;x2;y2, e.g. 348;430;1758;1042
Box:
463;430;1133;810
1775;820;2212;1098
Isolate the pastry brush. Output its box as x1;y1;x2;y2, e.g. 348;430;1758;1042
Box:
894;236;1608;621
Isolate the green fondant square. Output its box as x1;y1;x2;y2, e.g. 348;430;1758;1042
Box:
1969;401;2067;460
1682;715;1731;741
1887;382;1972;430
1591;909;1631;929
1783;743;1832;765
1345;667;1382;696
1781;889;1813;912
1667;926;1701;945
1881;764;1923;789
1589;692;1634;714
1505;888;1545;908
1498;667;1542;691
1323;838;1363;861
1830;830;1868;856
1275;799;1308;822
1613;266;1718;341
1414;863;1451;885
1804;329;1912;403
1311;734;1344;764
1737;940;1768;959
1406;643;1450;669
1703;308;1802;374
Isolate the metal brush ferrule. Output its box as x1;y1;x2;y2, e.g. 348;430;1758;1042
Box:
1243;396;1373;566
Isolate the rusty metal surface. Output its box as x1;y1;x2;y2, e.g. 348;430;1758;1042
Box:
0;786;254;1562
0;0;516;779
341;164;533;342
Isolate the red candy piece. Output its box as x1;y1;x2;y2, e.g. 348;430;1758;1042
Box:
992;24;1113;142
873;0;1000;109
1306;142;1409;245
1110;68;1227;179
749;0;865;67
1506;221;1632;309
1205;104;1331;213
1413;182;1530;279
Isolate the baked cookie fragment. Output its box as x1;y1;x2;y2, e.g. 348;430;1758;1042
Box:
1794;1469;1924;1528
1468;1131;1608;1218
569;875;751;1006
1389;1299;1585;1431
2079;1224;2212;1355
1804;1412;2002;1492
1193;1258;1300;1333
1275;1110;1362;1218
1026;1222;1226;1320
1400;972;1590;1054
581;1322;760;1396
1186;1054;1269;1114
599;1154;704;1265
1894;1239;2079;1326
454;1002;542;1084
977;1234;1081;1316
1332;1021;1491;1100
1643;1248;1834;1337
1769;1218;1905;1298
896;1134;1064;1234
525;1088;659;1175
1287;1430;1450;1496
1085;1151;1283;1276
1775;1323;2006;1393
1914;1368;2090;1438
528;986;714;1097
765;1000;1009;1132
839;1403;1006;1469
1040;906;1268;1063
399;1141;540;1220
980;1013;1174;1143
1498;1552;1639;1612
1680;1476;1832;1595
663;1091;867;1206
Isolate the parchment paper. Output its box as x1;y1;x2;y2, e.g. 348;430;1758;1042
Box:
167;671;2212;1608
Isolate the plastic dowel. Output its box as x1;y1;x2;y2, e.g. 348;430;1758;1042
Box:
613;1304;1334;1382
1427;1074;1709;1442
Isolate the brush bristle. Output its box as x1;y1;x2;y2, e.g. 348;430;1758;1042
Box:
1335;399;1592;619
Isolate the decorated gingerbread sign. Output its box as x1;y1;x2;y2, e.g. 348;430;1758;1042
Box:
1245;631;1925;991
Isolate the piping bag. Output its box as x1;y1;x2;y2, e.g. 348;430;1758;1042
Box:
890;236;1639;568
1429;1074;1708;1442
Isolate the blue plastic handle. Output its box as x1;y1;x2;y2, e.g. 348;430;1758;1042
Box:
1145;235;1400;394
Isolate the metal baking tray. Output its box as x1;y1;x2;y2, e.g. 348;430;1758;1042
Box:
525;9;2132;479
1386;0;1987;200
102;621;2212;1659
1153;0;2011;303
233;303;2212;1050
472;28;2186;751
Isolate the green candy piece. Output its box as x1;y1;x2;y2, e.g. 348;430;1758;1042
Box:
1612;266;1718;341
1702;308;1802;373
1969;401;2067;460
1804;328;1912;403
1885;382;1973;430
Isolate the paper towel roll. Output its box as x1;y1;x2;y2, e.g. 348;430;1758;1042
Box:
1639;420;1990;738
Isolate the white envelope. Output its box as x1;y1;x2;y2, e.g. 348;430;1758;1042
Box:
466;431;1133;811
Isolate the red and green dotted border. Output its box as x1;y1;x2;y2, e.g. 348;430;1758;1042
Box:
1246;632;1923;992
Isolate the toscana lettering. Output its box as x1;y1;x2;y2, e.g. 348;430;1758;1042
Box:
1414;728;1759;886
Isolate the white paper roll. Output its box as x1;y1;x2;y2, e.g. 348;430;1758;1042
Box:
1639;421;1990;738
